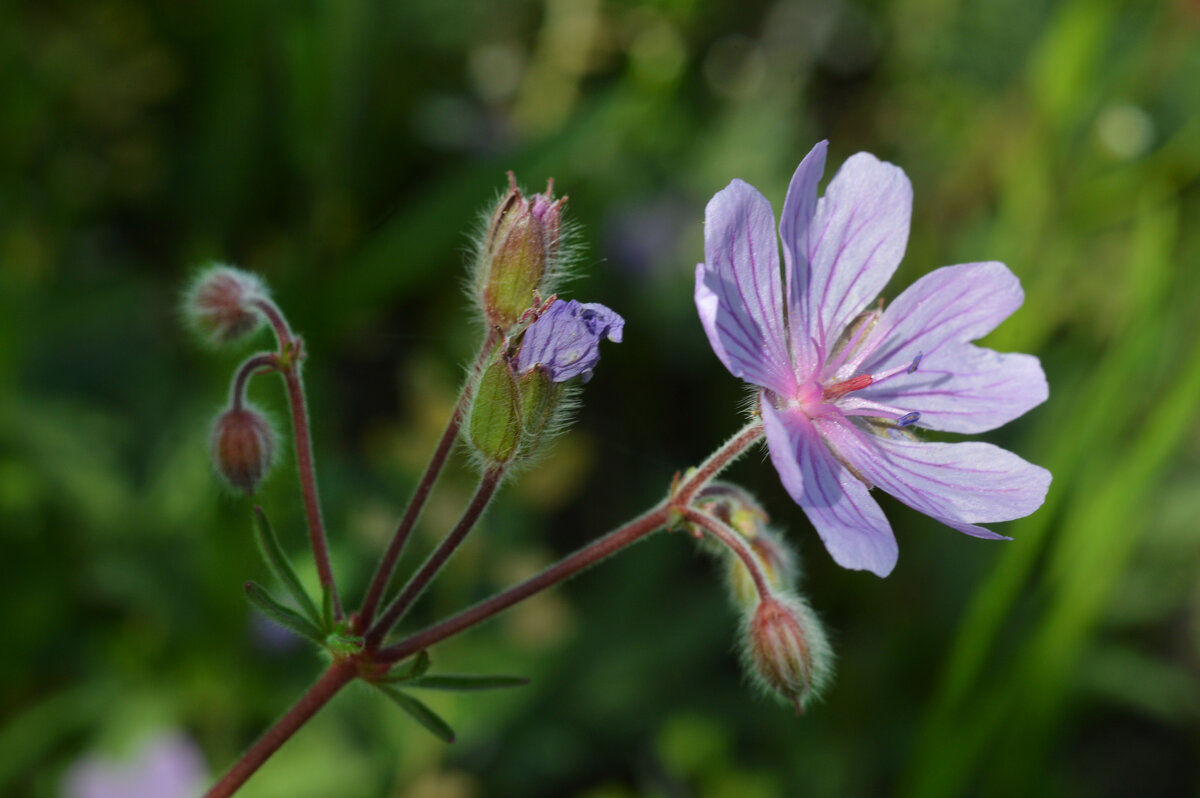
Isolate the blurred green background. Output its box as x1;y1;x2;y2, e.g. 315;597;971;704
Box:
3;0;1200;795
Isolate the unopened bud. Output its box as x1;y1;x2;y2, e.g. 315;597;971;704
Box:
516;365;564;455
211;406;276;493
694;482;769;539
468;356;523;465
742;593;832;713
479;174;565;329
514;299;624;383
185;265;268;345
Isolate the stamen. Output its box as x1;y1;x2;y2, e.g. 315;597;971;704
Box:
907;353;922;374
823;374;873;401
897;411;920;428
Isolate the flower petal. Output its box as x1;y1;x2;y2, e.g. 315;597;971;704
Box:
761;399;898;576
805;153;912;358
816;414;1051;539
696;180;796;395
855;344;1048;433
857;262;1025;374
779;141;828;373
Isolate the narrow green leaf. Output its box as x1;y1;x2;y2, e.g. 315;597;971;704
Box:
244;581;325;644
378;650;432;683
376;685;456;743
252;507;322;628
406;674;530;691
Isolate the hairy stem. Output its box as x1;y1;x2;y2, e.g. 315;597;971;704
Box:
358;330;500;628
229;352;278;411
674;419;764;505
379;501;670;662
683;507;771;600
204;659;356;798
282;364;342;621
367;466;505;645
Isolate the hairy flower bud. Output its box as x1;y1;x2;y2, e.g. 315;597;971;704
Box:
184;264;269;345
479;173;565;329
515;365;564;456
514;299;624;383
467;356;523;466
741;593;832;713
211;406;276;493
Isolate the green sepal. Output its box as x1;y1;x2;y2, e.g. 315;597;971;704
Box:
517;367;562;453
252;507;322;629
375;685;456;743
244;581;325;644
406;674;530;692
324;632;364;657
377;650;432;683
468;357;522;464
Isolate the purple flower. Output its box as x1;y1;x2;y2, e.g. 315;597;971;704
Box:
61;731;208;798
516;298;624;382
695;141;1050;577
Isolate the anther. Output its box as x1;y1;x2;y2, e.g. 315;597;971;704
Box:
897;411;920;428
907;354;922;374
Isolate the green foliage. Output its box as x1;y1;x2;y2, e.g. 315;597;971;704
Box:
252;507;323;629
375;685;457;744
244;582;325;646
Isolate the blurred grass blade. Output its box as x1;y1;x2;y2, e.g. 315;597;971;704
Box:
406;674;529;691
376;685;456;743
253;506;322;628
378;650;431;683
244;581;325;644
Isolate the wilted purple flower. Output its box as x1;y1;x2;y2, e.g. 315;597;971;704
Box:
695;141;1050;577
516;299;624;382
61;731;208;798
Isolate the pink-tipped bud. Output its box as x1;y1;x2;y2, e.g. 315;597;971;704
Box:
185;264;268;345
211;406;276;493
742;593;832;713
478;173;566;329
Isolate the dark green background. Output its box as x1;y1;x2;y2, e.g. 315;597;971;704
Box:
3;0;1200;795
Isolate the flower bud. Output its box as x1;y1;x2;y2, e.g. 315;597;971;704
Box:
467;356;523;466
514;299;624;383
479;174;565;329
211;406;276;493
741;593;832;713
516;364;564;456
184;264;269;345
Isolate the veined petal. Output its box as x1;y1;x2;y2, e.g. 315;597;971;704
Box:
806;153;911;358
761;399;898;577
816;414;1051;539
858;262;1025;373
857;344;1048;433
779;141;827;373
697;181;795;394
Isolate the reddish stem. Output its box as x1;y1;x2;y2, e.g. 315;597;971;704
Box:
204;659;356;798
379;502;670;663
674;420;764;505
282;366;342;621
358;331;500;628
683;507;771;599
229;352;278;412
367;466;505;645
